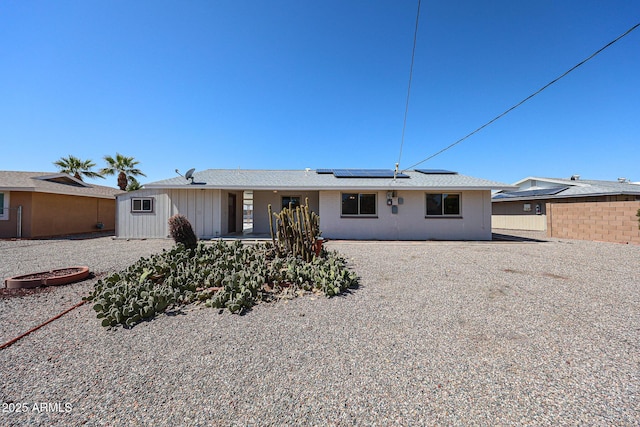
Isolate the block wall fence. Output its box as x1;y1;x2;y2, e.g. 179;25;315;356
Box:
546;200;640;244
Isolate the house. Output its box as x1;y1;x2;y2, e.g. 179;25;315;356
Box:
115;168;514;241
0;171;120;239
492;176;640;243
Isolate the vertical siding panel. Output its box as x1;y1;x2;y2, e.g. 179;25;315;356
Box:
116;189;172;239
194;190;203;237
214;189;221;237
204;190;214;237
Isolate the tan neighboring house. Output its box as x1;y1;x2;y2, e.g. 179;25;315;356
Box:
492;176;640;243
0;171;120;239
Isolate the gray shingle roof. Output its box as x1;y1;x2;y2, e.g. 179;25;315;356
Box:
492;177;640;202
0;171;121;199
143;169;514;191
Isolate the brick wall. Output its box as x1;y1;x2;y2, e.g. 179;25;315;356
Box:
546;201;640;244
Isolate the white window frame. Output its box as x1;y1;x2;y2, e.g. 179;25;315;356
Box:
131;197;154;213
341;193;377;217
425;193;461;217
0;192;9;220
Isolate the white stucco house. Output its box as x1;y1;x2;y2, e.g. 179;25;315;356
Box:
115;169;514;241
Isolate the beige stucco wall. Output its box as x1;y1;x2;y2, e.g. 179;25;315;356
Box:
492;214;547;231
30;193;115;238
0;191;116;238
318;190;492;240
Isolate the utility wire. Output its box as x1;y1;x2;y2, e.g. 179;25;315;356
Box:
396;0;422;171
402;20;640;172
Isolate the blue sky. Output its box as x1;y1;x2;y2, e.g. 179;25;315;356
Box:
1;0;638;187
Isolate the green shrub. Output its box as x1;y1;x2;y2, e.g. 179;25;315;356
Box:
84;241;358;328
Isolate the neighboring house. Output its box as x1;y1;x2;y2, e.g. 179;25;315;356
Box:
492;176;640;243
115;168;513;241
0;171;120;239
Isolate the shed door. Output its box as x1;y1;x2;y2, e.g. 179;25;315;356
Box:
228;193;237;233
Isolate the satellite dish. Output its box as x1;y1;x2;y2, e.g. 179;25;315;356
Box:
185;168;196;183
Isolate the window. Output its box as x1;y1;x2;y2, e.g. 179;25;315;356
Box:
426;193;460;216
0;192;8;220
131;197;154;213
341;193;377;216
281;196;301;210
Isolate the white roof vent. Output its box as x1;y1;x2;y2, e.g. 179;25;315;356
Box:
618;177;628;183
570;174;580;181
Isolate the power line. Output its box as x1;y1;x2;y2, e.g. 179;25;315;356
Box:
396;0;422;172
402;20;640;172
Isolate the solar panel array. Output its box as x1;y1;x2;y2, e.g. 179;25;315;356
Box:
492;186;569;200
316;169;410;178
414;169;458;175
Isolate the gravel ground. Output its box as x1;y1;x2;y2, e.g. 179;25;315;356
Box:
0;233;638;426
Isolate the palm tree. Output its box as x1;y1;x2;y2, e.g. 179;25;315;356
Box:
126;176;142;192
101;153;146;191
53;155;104;181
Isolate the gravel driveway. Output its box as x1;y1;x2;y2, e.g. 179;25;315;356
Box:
0;235;638;426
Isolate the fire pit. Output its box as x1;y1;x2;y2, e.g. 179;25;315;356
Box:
4;266;90;289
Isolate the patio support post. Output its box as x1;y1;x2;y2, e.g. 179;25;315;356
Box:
17;205;22;238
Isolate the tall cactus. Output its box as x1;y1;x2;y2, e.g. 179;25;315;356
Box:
268;198;321;261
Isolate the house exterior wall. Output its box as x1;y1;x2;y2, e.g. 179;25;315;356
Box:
492;215;547;231
116;188;222;239
252;191;320;234
0;191;115;238
0;191;32;238
492;200;547;231
318;190;492;240
546;200;640;244
117;188;494;241
29;193;115;238
492;200;547;215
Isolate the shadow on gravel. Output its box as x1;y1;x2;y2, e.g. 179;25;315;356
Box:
38;231;115;241
492;233;547;243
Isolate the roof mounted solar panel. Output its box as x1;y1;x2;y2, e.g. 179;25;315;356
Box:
414;169;458;175
332;169;409;178
317;169;409;178
492;186;568;199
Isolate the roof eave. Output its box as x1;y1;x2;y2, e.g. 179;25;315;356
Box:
142;184;514;191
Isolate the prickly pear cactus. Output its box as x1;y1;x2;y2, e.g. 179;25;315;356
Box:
85;239;358;328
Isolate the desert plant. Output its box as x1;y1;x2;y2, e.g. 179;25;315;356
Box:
636;208;640;230
85;240;359;328
168;214;198;250
126;176;142;191
53;155;104;181
269;197;321;262
101;153;146;191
